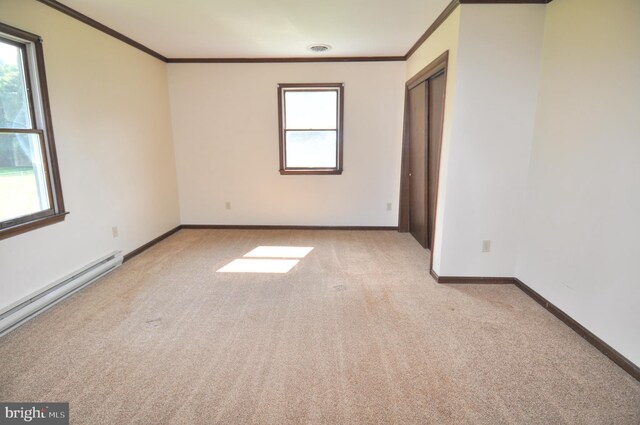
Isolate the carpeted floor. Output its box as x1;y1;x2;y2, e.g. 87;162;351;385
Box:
1;229;639;424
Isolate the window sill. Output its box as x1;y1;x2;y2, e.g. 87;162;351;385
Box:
0;211;69;241
280;169;343;175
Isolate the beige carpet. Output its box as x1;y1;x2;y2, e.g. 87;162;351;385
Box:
1;229;638;424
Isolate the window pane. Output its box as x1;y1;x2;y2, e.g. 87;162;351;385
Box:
0;132;50;222
0;40;32;129
284;90;337;130
285;131;337;168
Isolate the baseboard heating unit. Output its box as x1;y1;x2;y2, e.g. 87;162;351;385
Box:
0;251;123;337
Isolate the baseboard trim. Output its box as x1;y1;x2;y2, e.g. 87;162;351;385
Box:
122;224;397;262
181;224;398;231
429;269;512;284
435;275;514;284
513;278;639;381
123;225;182;262
430;269;440;281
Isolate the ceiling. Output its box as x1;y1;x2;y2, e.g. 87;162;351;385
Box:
57;0;452;59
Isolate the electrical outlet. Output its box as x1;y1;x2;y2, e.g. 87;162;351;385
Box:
482;240;491;253
386;202;392;211
225;201;231;210
112;226;119;238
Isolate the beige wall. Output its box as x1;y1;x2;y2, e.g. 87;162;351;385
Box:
167;62;405;226
404;5;546;277
438;4;545;276
517;0;640;365
0;0;180;312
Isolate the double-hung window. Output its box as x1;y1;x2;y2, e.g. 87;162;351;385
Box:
277;83;344;175
0;23;65;239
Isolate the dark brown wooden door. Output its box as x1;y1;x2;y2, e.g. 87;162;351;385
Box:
407;71;446;250
408;81;428;247
398;52;448;261
426;71;445;250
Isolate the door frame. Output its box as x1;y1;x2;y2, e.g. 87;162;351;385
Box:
398;51;449;272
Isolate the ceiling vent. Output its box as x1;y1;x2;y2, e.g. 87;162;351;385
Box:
307;44;331;53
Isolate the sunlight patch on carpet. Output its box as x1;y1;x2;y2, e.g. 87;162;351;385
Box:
217;259;299;273
243;246;314;259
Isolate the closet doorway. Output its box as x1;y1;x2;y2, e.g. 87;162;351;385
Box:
399;52;448;264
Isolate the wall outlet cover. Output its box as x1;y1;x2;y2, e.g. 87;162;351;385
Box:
482;240;491;252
